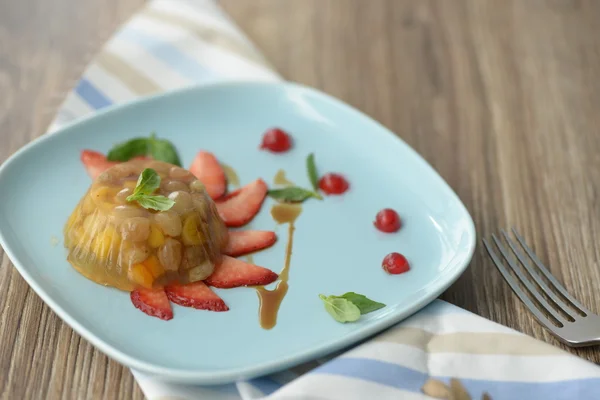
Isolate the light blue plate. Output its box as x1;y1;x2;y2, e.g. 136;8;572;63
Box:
0;82;475;384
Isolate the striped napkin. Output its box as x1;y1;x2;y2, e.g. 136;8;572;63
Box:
47;1;600;399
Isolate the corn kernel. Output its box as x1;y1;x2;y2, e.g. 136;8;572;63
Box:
128;264;154;288
148;224;165;248
143;255;164;278
182;214;204;246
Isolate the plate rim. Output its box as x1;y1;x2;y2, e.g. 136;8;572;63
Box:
0;80;476;384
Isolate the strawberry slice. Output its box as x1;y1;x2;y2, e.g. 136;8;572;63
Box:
130;288;173;320
218;188;241;203
216;179;268;227
224;230;277;257
165;281;229;311
81;150;118;180
189;151;227;200
206;255;278;288
81;150;152;179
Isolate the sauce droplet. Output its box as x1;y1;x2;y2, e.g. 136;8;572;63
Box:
260;128;293;153
256;203;302;329
221;163;240;188
273;169;294;187
382;252;410;274
256;282;289;330
374;208;401;233
270;203;302;224
319;173;349;195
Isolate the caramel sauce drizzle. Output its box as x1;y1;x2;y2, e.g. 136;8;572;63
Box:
273;169;294;187
256;203;302;329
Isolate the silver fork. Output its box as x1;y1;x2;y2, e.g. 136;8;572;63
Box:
483;228;600;347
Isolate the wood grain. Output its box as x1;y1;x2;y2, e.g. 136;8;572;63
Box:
2;0;600;398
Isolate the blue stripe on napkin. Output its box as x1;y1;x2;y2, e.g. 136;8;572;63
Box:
75;78;112;109
247;377;283;396
315;357;600;400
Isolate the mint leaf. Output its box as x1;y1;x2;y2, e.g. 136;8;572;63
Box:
135;195;175;211
106;133;182;166
128;168;161;198
149;133;182;166
335;292;386;314
107;138;149;161
126;168;174;211
306;153;320;192
319;294;361;323
319;292;386;323
268;186;322;203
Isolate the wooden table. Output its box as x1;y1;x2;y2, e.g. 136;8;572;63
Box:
2;0;600;398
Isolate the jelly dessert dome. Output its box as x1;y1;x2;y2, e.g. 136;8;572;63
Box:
64;159;228;291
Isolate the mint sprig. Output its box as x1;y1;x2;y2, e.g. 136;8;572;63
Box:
319;294;361;323
336;292;386;314
107;133;182;166
267;153;326;203
306;153;320;192
319;292;386;323
268;186;322;203
126;168;175;211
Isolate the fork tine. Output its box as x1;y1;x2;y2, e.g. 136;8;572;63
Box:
486;236;568;327
483;239;563;331
502;230;578;321
512;228;589;315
